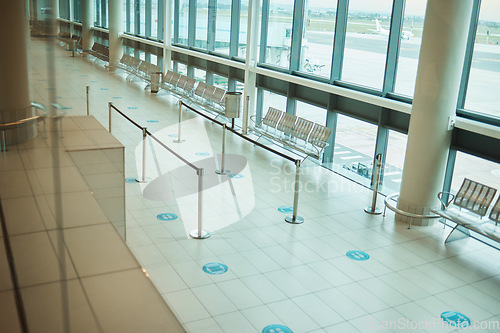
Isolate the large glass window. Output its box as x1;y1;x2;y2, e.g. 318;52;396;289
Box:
342;0;392;89
73;0;82;22
214;0;231;55
334;115;377;187
451;152;500;192
264;0;294;69
262;90;287;115
394;0;426;97
59;0;70;20
465;0;500;119
177;0;189;45
95;0;109;28
380;130;407;194
195;0;209;49
299;0;336;78
238;0;249;58
295;101;327;125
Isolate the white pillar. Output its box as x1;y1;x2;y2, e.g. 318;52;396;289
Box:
397;0;474;226
108;0;123;71
0;0;36;146
242;0;261;134
82;0;94;55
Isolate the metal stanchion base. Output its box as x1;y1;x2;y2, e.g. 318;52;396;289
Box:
173;139;185;143
189;229;211;239
285;216;304;224
215;169;230;175
364;206;383;215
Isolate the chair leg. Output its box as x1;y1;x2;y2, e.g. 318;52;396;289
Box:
445;224;471;243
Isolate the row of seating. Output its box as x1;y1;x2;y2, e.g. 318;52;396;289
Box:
56;31;82;51
90;43;109;63
118;54;161;86
433;178;500;244
161;70;227;114
251;107;332;160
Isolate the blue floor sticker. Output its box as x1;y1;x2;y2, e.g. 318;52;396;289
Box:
90;80;98;83
128;106;138;110
61;107;72;110
346;250;370;261
112;96;122;99
228;173;243;179
202;262;228;275
157;213;178;221
168;134;178;138
147;120;158;123
262;324;293;333
125;177;137;183
278;206;293;213
195;152;210;156
441;311;470;328
100;88;109;90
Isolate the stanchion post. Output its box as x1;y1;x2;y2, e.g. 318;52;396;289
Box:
136;127;149;183
108;102;112;133
190;168;211;239
215;123;230;175
173;102;185;143
365;154;383;215
285;160;304;224
86;86;89;116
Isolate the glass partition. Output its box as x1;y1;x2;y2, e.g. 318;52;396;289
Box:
264;0;294;69
342;0;392;89
195;0;209;49
214;0;231;55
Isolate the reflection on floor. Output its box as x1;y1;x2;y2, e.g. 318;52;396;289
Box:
22;39;500;332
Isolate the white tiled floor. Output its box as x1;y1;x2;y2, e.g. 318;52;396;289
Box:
20;39;500;332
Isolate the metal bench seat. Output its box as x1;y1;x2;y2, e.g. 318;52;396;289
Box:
432;178;499;243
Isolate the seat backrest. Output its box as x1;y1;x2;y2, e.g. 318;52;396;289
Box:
138;61;151;74
291;117;314;141
307;124;332;149
262;107;284;128
211;88;226;104
129;57;141;69
169;72;181;85
489;196;500;224
202;85;216;100
454;178;497;217
277;113;296;136
194;81;206;97
148;64;161;75
184;77;197;92
176;75;188;89
163;70;174;84
119;54;129;64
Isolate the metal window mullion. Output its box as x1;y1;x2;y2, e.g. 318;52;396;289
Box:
382;0;404;95
457;0;481;110
286;83;296;116
134;0;140;34
373;109;389;187
442;148;457;204
146;0;152;37
188;0;196;47
126;0;131;32
207;0;216;51
174;0;179;42
289;0;305;72
259;0;270;63
229;0;240;57
256;88;264;125
323;94;339;165
158;0;164;40
331;0;348;82
102;0;107;27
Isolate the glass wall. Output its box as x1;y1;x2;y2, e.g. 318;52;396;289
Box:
295;101;327;125
334;115;377;187
238;0;250;59
452;152;500;191
381;130;407;194
195;0;208;49
177;0;189;45
298;0;336;78
342;0;392;89
214;0;231;55
262;90;287;115
264;0;294;69
464;0;500;119
394;0;426;96
95;0;109;28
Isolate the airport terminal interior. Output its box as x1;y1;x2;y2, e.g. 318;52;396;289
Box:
1;0;500;332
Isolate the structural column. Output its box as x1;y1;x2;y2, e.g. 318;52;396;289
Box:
108;0;123;71
82;0;94;56
397;0;473;226
0;0;36;145
242;0;261;134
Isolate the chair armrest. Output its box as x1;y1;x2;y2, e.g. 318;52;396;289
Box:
437;191;455;210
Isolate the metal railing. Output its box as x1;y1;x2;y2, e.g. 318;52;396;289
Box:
178;100;305;224
383;193;440;229
0;102;47;152
108;102;210;239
